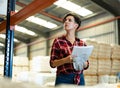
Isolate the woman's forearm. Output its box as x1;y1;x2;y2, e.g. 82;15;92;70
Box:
51;55;72;67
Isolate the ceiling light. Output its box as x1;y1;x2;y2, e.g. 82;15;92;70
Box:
55;1;81;12
54;0;93;16
15;25;37;36
26;16;57;29
0;43;4;47
0;34;5;38
14;38;19;43
0;34;20;42
45;22;58;29
75;8;93;16
15;10;18;12
54;0;67;6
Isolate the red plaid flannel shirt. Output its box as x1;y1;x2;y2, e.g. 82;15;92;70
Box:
50;36;89;75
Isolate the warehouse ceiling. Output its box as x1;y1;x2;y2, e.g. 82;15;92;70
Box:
0;0;119;51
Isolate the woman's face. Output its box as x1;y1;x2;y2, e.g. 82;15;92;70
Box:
63;16;78;31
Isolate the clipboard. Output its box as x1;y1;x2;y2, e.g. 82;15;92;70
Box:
72;45;94;70
72;45;94;61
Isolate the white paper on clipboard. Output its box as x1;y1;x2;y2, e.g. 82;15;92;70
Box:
72;45;94;61
72;45;94;70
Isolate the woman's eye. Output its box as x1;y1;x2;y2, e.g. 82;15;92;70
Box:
68;19;72;22
64;18;73;22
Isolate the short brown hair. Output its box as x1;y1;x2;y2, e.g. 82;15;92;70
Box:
63;12;81;29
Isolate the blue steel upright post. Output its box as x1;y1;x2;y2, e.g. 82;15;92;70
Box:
4;0;16;78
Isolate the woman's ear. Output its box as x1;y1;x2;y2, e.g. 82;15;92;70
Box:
74;23;78;30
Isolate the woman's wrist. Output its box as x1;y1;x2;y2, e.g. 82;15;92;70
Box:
64;55;73;64
70;55;73;62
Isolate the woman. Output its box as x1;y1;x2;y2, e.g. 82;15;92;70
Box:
50;12;89;86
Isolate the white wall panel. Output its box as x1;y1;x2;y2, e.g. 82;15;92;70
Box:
30;49;46;57
30;41;46;51
15;43;27;56
50;29;65;38
94;34;115;44
48;38;55;55
78;13;117;44
30;37;47;57
49;38;55;47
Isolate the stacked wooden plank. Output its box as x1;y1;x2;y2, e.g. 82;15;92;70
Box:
12;56;29;79
111;45;120;75
30;56;52;73
84;75;98;86
0;55;29;81
84;40;98;85
0;55;4;76
97;43;112;75
86;40;98;59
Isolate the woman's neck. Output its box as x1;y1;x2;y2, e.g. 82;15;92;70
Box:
66;32;75;44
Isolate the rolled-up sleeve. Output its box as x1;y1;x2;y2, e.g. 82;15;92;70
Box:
50;39;60;68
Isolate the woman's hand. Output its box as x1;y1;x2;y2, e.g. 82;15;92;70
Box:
83;61;88;68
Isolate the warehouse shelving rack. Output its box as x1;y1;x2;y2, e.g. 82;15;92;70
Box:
1;0;57;78
3;0;15;78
